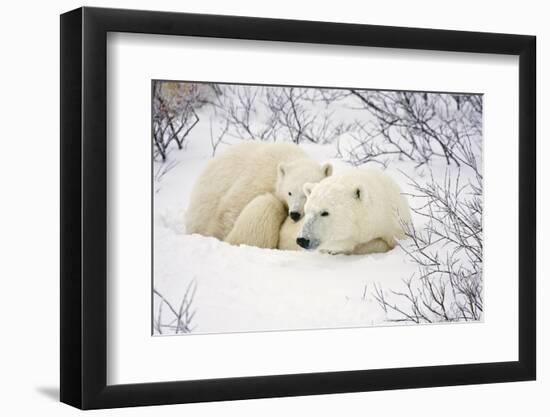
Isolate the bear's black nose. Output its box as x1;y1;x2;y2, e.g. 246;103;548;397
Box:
296;237;310;249
289;211;301;222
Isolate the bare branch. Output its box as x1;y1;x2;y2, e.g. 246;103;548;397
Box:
153;280;197;334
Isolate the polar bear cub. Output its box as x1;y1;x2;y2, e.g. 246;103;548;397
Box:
297;168;411;255
225;193;302;249
186;142;332;241
225;193;287;248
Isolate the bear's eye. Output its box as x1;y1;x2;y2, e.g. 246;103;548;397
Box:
321;211;330;217
288;192;292;196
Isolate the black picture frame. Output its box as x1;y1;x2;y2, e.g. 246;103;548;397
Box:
60;6;536;410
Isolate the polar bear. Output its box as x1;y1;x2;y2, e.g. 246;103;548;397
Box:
225;192;302;249
224;167;411;254
225;193;287;248
296;168;411;255
186;142;332;241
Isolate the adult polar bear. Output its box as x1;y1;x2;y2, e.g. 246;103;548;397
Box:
297;168;412;254
228;167;411;254
185;142;332;244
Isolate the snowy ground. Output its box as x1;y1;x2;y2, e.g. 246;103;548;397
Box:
152;102;468;335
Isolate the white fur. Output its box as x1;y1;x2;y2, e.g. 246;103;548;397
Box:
298;168;412;255
186;142;332;240
225;193;287;249
278;216;303;251
222;191;302;250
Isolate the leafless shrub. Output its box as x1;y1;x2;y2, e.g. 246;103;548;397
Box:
153;280;197;334
211;85;356;144
373;169;483;323
341;90;482;171
152;81;204;161
209;117;230;156
264;87;351;144
209;85;277;141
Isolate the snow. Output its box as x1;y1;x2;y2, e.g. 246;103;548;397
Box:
152;103;466;335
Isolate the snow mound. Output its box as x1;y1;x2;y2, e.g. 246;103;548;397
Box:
154;223;417;334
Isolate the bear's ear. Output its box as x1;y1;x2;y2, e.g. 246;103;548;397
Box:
322;163;333;177
354;185;367;201
277;162;286;178
303;182;315;197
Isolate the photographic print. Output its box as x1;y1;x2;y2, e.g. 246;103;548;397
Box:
152;81;483;335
